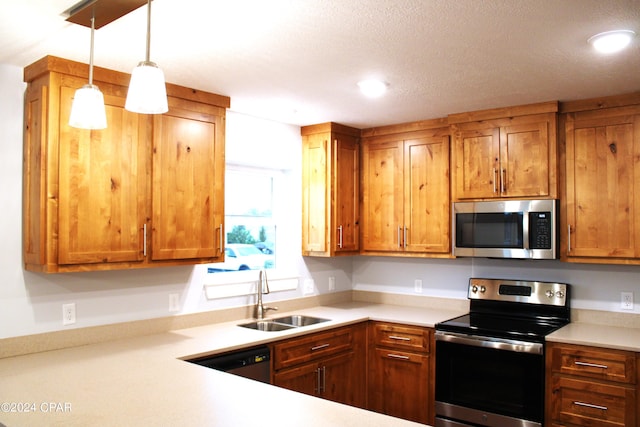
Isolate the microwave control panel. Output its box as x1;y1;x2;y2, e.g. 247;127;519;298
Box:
529;212;552;249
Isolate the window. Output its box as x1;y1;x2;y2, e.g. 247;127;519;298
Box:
203;163;299;297
201;111;300;296
208;166;278;274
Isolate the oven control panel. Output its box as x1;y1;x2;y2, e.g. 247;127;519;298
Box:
468;278;568;306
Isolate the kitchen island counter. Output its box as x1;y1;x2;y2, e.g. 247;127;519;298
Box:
0;302;463;426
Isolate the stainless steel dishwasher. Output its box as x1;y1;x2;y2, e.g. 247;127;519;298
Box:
186;346;271;383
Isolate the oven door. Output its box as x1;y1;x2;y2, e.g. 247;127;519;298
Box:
435;331;545;427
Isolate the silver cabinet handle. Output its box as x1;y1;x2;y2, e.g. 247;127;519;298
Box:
389;335;411;342
575;361;608;369
337;225;343;249
567;224;572;253
387;353;410;360
143;223;147;257
492;168;497;193
404;227;408;248
218;223;223;255
321;365;326;393
397;226;402;248
311;343;330;351
501;168;506;193
315;367;321;394
573;401;608;411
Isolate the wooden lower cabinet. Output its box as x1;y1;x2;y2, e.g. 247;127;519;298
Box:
546;342;638;427
271;323;366;408
367;322;433;424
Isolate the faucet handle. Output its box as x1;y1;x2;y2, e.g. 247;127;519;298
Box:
264;306;278;313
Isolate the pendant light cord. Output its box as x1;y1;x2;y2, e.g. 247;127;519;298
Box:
145;0;152;63
88;9;95;85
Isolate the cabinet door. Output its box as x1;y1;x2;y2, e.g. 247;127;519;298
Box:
368;347;430;424
301;133;328;254
334;135;360;253
273;361;321;397
565;109;640;258
151;100;224;261
322;351;365;407
501;121;550;197
361;140;404;251
404;136;450;253
57;77;149;265
453;126;500;199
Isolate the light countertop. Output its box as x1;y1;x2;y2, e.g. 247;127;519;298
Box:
547;321;640;352
0;302;464;427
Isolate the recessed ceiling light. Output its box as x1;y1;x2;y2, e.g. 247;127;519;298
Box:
588;30;636;54
358;79;388;98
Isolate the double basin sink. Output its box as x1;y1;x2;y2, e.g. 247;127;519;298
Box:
239;315;330;332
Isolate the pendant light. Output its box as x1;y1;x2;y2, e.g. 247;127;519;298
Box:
69;10;107;130
125;0;168;114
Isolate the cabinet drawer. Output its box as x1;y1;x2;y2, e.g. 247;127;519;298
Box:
370;322;430;353
550;344;636;384
550;376;636;427
273;326;354;370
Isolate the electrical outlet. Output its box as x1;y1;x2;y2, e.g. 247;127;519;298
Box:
621;292;634;310
414;279;423;293
303;279;315;295
62;303;76;325
169;293;180;312
328;276;335;291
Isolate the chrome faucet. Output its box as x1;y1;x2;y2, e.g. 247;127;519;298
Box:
255;270;277;319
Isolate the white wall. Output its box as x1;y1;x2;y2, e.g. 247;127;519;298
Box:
2;62;639;340
353;256;640;313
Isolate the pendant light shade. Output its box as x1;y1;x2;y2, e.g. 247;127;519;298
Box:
69;84;107;129
125;61;168;113
125;0;168;114
69;12;107;129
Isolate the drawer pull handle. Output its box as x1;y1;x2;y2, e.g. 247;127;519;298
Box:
575;361;608;369
387;353;410;360
574;401;608;411
311;343;330;351
389;335;411;342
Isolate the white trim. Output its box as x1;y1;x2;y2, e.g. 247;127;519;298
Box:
204;275;299;300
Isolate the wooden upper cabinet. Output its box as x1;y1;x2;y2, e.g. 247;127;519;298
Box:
450;101;558;201
22;56;229;272
55;77;150;266
562;103;640;263
151;99;225;261
361;139;404;252
301;123;360;257
361;120;451;256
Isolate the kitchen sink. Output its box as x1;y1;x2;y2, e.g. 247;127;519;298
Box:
239;315;330;332
272;315;329;327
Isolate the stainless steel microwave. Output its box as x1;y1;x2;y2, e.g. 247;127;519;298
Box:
452;199;558;259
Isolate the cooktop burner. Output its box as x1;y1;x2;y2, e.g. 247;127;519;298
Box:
436;313;568;343
436;278;570;343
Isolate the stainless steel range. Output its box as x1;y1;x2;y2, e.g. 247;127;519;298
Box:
434;278;570;427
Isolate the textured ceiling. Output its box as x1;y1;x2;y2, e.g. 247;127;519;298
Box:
1;0;639;128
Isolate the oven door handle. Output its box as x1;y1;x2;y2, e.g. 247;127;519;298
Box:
435;330;543;355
